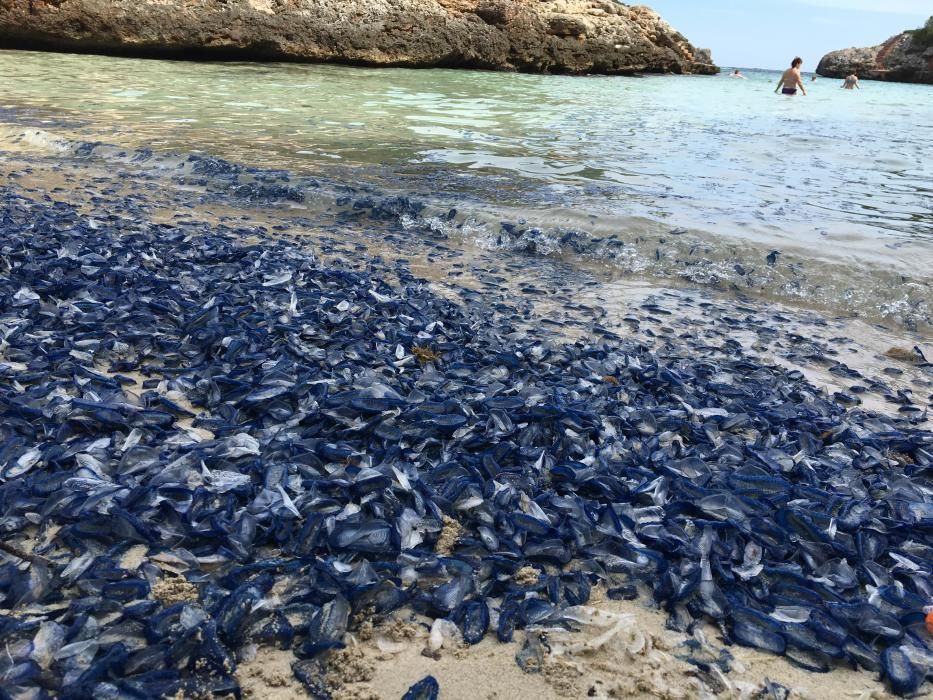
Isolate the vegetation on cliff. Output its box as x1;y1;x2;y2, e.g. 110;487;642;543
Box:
906;16;933;50
816;16;933;85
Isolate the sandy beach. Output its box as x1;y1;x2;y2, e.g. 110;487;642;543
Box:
236;594;910;700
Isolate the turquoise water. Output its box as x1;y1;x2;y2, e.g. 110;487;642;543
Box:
1;51;931;328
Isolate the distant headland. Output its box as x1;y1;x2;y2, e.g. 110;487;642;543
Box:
0;0;718;76
817;16;933;85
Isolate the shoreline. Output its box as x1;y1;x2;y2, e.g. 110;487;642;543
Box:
2;120;931;336
4;146;932;419
0;145;931;700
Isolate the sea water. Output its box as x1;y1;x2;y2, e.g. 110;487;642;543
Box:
1;50;931;329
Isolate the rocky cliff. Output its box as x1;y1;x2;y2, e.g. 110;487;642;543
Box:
817;26;933;84
0;0;717;75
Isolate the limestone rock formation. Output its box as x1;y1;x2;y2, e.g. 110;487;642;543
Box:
0;0;718;76
817;24;933;84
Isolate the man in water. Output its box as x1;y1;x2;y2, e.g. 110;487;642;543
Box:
732;69;747;79
775;57;807;96
842;73;861;90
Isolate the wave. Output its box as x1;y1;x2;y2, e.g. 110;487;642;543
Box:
1;121;930;333
406;204;933;332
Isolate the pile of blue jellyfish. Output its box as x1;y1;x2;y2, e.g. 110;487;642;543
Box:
0;182;931;699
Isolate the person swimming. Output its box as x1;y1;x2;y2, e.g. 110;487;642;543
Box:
775;57;807;96
842;73;861;90
732;69;747;79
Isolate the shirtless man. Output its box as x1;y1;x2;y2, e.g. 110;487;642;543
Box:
842;73;861;90
774;57;807;96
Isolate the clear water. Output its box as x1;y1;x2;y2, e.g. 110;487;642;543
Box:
1;50;932;329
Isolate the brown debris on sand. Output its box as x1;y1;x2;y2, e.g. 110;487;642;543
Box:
152;576;199;606
412;344;442;365
884;346;920;363
326;646;379;700
236;649;307;700
434;515;462;555
514;565;541;586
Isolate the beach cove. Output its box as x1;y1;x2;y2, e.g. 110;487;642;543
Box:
0;45;932;700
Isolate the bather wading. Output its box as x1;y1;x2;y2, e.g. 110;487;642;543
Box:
775;57;807;96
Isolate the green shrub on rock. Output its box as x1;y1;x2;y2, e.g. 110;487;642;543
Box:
908;16;933;49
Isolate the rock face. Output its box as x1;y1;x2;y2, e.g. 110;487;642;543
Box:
0;0;717;75
817;30;933;84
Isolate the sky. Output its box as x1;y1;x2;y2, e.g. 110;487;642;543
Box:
646;0;932;70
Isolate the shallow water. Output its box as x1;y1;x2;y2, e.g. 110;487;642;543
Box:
1;49;931;330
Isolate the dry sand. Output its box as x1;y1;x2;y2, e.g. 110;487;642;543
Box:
234;592;919;700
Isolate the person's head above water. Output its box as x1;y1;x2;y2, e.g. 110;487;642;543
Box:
791;57;803;68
